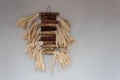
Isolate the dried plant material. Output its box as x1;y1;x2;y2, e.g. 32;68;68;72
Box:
16;12;75;71
53;51;71;68
35;44;45;71
57;17;71;32
16;14;39;29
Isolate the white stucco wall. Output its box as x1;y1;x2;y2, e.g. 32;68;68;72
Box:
0;0;120;80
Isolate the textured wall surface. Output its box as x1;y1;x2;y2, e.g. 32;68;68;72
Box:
0;0;120;80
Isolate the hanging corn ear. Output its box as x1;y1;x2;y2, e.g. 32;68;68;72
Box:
16;11;75;71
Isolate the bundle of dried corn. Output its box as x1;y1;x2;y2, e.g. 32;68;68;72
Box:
16;12;75;71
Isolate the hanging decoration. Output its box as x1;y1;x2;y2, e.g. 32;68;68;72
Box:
16;8;75;71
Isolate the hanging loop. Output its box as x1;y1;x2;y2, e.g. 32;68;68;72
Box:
46;5;52;12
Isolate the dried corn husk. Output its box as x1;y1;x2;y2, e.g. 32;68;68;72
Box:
35;45;45;71
16;12;75;71
16;13;39;29
53;51;71;68
57;17;71;32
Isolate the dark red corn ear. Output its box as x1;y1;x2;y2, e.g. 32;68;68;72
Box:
39;12;60;54
41;19;59;24
41;26;57;31
40;12;59;16
40;34;56;41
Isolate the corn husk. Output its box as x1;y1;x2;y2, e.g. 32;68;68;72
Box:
53;51;71;68
16;13;75;71
16;13;39;29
